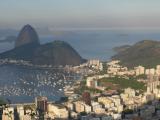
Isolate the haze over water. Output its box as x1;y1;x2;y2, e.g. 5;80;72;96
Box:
1;28;160;61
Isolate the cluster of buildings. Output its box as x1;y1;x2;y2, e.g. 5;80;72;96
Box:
120;80;160;120
63;78;160;120
134;65;160;76
145;65;160;75
107;60;133;76
0;58;73;68
65;85;160;120
87;60;103;71
3;59;160;120
0;59;31;66
107;60;160;77
72;59;103;75
1;95;116;120
1;97;69;120
83;60;160;119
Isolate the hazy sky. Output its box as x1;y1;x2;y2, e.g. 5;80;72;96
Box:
1;0;160;29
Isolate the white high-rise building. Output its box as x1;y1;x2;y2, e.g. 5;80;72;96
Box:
147;75;160;96
135;66;145;76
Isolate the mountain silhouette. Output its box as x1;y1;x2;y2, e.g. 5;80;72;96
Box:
0;25;85;66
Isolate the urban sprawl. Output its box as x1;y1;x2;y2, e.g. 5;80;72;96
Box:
1;59;160;120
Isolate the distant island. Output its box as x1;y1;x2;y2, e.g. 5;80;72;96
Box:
0;25;85;66
112;40;160;68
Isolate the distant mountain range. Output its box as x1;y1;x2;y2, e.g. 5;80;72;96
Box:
112;40;160;68
0;25;85;66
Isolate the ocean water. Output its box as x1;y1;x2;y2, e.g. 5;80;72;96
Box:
1;29;160;103
32;29;160;61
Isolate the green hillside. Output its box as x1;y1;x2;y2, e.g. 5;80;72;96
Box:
112;40;160;68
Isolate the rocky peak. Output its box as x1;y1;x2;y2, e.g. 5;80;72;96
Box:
15;24;40;48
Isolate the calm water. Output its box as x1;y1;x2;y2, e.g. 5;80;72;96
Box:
0;65;79;103
40;29;160;61
1;29;160;103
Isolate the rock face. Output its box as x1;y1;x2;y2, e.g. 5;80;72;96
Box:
15;24;40;47
112;40;160;68
0;25;85;66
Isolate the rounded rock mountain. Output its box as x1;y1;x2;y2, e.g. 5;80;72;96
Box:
15;24;40;48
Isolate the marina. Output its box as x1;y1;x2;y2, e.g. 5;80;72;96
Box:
0;64;81;103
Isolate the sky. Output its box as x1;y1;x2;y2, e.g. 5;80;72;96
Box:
0;0;160;29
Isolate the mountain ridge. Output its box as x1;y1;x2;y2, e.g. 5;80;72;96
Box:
112;40;160;68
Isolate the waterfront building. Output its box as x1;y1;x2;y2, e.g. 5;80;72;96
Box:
35;96;48;112
2;107;14;120
17;106;24;120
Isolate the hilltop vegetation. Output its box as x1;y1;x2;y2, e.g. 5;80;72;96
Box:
112;40;160;68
